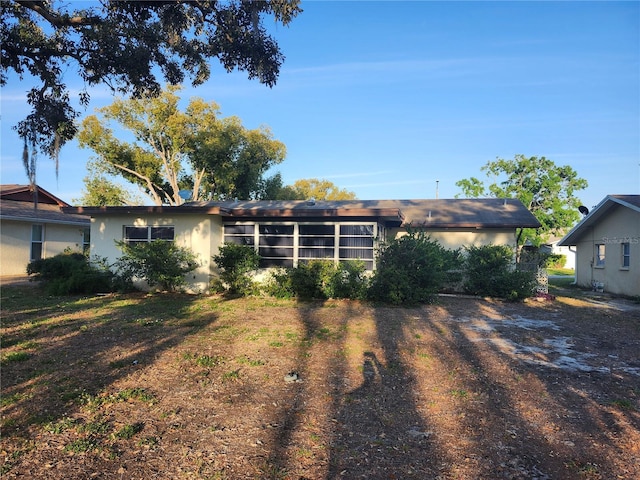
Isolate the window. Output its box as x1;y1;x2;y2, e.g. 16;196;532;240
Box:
223;222;378;270
595;244;605;267
82;228;91;255
31;224;44;261
621;242;630;268
258;224;294;268
299;224;335;261
124;226;174;244
339;225;375;270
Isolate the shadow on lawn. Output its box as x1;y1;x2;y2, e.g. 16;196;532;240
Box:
326;306;451;478
414;297;639;479
0;285;219;437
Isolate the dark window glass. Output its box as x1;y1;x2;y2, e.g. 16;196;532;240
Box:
259;225;294;235
259;247;294;258
340;225;374;236
151;226;174;240
260;258;294;268
224;224;255;235
225;236;255;246
299;247;335;258
30;242;43;261
339;247;374;260
124;227;149;240
299;224;334;235
260;236;294;247
300;237;335;247
339;237;373;248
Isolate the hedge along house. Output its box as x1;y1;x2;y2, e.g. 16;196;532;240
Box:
1;185;90;276
65;198;541;293
558;195;640;297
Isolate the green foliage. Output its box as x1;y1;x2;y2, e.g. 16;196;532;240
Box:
212;243;260;295
115;240;199;292
544;253;566;268
78;87;287;205
330;260;369;299
462;245;535;300
288;260;337;300
290;178;357;200
455;155;588;245
367;231;462;305
3;0;301;163
263;260;368;300
262;268;296;299
27;252;115;295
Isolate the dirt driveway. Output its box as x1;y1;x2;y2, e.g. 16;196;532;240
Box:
1;288;639;479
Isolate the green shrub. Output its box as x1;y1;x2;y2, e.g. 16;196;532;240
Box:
27;252;114;295
367;230;461;305
544;253;566;268
212;243;260;295
289;260;337;300
262;268;295;299
463;244;535;300
330;260;368;299
263;260;368;300
115;240;199;292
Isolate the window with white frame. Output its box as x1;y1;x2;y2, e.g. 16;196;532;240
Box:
31;224;44;261
621;242;630;268
258;224;295;268
123;226;174;245
82;228;91;255
223;222;379;270
595;243;605;267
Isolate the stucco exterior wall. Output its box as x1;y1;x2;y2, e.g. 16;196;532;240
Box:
0;220;87;276
573;205;640;297
389;228;518;251
91;213;222;293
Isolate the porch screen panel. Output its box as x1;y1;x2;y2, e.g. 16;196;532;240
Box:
339;224;375;270
223;224;255;246
259;225;294;267
299;224;335;262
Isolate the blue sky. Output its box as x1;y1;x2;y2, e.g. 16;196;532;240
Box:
1;1;638;210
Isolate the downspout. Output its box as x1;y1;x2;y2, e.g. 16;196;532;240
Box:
568;246;577;285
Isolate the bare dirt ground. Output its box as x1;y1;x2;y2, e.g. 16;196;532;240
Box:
1;284;639;479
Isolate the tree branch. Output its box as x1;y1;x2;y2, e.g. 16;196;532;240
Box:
16;0;101;27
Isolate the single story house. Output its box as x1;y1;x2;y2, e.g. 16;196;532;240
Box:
0;185;90;276
65;198;540;293
558;195;639;297
541;236;576;270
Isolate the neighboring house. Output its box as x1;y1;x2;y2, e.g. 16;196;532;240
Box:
558;195;640;297
0;185;90;276
542;236;576;270
65;198;540;293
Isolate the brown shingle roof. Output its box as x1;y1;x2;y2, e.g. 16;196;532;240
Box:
0;185;89;226
192;198;541;228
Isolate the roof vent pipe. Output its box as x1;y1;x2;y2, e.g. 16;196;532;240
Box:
307;197;316;206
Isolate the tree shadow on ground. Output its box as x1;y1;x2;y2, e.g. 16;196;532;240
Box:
1;286;219;465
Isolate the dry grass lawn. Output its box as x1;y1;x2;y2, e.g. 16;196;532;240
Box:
1;284;639;479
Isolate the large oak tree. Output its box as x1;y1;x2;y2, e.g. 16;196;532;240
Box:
1;0;301;171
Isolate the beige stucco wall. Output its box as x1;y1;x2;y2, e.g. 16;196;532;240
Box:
0;220;87;276
573;205;640;297
389;228;518;251
90;213;222;293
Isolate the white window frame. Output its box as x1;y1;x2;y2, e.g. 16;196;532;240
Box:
595;243;605;268
30;224;44;261
123;225;175;245
621;242;630;269
223;221;379;270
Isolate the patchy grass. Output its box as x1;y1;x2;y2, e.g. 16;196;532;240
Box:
1;284;639;479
